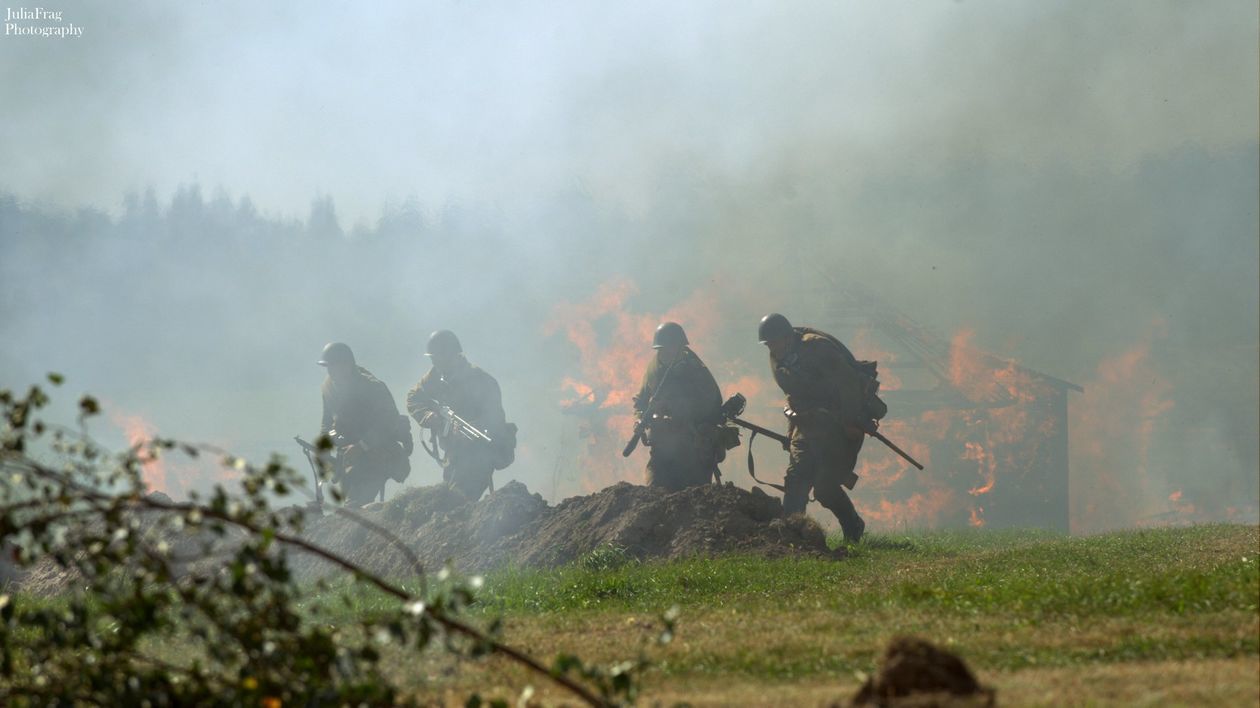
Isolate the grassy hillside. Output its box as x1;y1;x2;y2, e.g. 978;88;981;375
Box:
325;524;1259;705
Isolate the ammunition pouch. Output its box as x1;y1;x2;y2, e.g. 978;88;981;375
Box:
490;422;518;471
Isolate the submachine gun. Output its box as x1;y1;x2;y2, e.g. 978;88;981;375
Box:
719;393;924;486
419;401;493;465
432;404;493;444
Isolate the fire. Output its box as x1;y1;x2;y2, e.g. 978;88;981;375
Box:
846;325;1065;531
948;329;996;401
969;506;986;528
546;284;1212;534
559;378;598;409
109;410;180;497
963;441;996;496
545;279;768;497
856;487;956;529
106;404;241;501
546;280;1084;529
1070;319;1176;533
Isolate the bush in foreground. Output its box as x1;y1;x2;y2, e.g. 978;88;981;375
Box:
0;376;671;706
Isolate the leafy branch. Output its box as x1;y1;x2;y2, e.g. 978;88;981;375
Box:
1;375;665;706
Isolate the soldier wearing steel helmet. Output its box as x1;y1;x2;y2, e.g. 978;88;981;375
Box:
406;330;512;502
317;342;412;507
759;313;880;543
631;322;725;491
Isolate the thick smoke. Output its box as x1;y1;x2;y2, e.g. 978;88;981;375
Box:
1;1;1256;529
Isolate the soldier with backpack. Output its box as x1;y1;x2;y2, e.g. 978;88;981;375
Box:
316;342;413;507
757;313;888;543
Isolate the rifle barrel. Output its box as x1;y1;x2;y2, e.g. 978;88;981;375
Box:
870;430;925;470
730;417;790;446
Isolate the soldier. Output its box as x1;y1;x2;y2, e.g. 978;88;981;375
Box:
406;330;512;502
317;342;411;507
759;313;878;543
631;322;725;491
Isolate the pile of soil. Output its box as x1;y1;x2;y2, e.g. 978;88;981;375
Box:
851;636;995;707
286;480;836;582
10;481;839;592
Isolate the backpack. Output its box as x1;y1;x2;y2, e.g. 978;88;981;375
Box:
797;327;888;421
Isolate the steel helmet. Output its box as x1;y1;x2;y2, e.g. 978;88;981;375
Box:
652;322;689;349
757;313;794;344
317;341;355;367
426;329;463;357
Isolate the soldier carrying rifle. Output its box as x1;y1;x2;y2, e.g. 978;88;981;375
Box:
757;313;892;543
407;330;516;502
624;322;729;491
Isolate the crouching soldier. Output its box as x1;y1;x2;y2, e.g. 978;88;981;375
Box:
407;330;516;502
317;342;412;507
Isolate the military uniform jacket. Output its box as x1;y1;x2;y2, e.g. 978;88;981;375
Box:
633;348;722;430
321;367;403;451
406;363;506;453
771;328;866;430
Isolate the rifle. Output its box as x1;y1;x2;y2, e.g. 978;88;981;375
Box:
720;393;925;484
294;435;332;506
432;404;493;444
622;356;683;457
854;419;924;471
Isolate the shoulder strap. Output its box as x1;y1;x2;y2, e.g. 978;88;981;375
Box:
745;429;786;493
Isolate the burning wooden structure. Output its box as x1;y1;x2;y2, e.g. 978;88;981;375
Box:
807;283;1083;532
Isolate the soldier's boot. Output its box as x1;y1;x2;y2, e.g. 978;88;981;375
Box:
819;487;865;543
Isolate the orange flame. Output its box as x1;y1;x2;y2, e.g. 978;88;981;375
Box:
1071;319;1176;532
106;404;242;501
109;411;179;496
546;280;774;497
545;285;1201;533
969;506;986;528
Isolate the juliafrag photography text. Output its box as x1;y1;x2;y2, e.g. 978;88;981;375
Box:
5;6;83;37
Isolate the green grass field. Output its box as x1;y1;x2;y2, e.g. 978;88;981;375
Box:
316;523;1259;705
12;524;1258;705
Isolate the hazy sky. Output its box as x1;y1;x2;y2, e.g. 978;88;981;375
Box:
2;1;1255;223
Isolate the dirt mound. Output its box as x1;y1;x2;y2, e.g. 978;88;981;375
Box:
13;482;839;592
516;481;828;567
285;480;836;582
851;636;995;707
